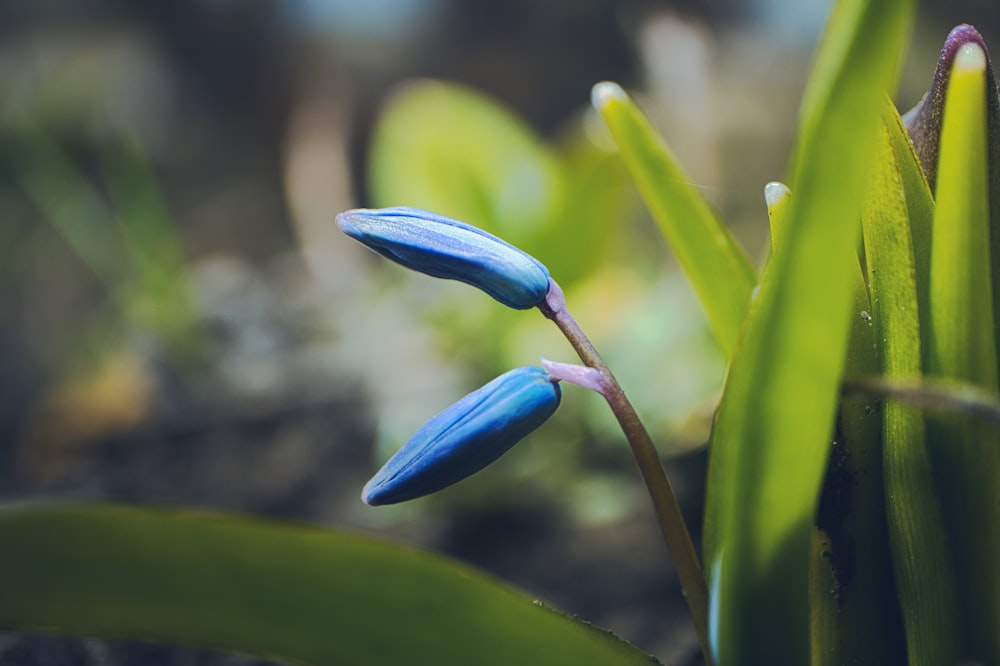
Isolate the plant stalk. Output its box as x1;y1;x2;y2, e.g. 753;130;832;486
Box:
539;279;711;663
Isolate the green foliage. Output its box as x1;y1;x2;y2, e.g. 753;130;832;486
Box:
11;124;125;286
862;100;959;665
808;112;902;663
5;2;1000;665
368;80;562;254
697;0;914;661
924;42;1000;663
367;79;632;288
100;135;202;360
0;504;656;665
589;5;1000;664
9;125;202;363
590;83;756;356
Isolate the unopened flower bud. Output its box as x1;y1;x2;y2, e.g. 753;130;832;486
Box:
362;366;561;505
336;207;551;309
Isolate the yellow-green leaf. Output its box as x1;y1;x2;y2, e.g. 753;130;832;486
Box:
925;41;1000;664
368;79;562;253
862;99;959;665
701;0;914;662
591;82;756;357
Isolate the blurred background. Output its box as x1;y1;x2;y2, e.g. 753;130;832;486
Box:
0;1;996;664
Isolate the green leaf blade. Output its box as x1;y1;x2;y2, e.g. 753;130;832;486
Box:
926;41;1000;664
701;0;915;662
0;504;657;666
591;82;756;357
928;43;996;388
862;100;960;665
810;173;904;665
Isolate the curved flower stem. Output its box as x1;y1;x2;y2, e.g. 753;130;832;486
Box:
538;279;710;662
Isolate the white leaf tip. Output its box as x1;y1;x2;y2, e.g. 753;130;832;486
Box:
955;42;987;72
764;181;791;208
591;81;627;110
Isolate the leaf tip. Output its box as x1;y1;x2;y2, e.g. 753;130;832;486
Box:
763;181;791;209
591;81;627;112
955;41;987;73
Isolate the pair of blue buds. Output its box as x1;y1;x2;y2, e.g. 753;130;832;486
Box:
337;207;563;505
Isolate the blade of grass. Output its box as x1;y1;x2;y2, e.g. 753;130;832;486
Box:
903;25;1000;365
591;83;756;357
100;135;203;362
925;41;1000;663
763;181;791;255
771;179;904;665
861;99;959;665
701;0;914;662
809;253;903;664
988;54;1000;375
0;503;658;666
927;42;997;391
10;124;122;286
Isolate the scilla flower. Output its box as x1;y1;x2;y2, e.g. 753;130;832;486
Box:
362;366;561;505
336;207;551;309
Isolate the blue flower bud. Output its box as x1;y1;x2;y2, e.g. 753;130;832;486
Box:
362;366;561;505
336;207;551;309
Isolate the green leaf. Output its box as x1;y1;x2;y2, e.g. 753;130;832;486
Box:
701;0;914;662
590;82;756;357
100;135;202;361
928;42;997;390
763;181;791;256
861;100;959;665
0;503;657;666
10;123;122;286
925;41;1000;664
368;79;562;254
542;125;633;286
901;26;1000;366
810;146;903;664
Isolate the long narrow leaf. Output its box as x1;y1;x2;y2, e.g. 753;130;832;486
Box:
0;504;657;666
763;181;791;255
862;100;959;665
902;26;1000;364
10;124;122;286
925;40;1000;664
767;180;900;665
702;0;914;663
592;83;756;357
101;135;202;360
809;246;902;664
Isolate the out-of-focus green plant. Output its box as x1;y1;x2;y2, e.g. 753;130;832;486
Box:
8;125;203;364
2;2;1000;665
368;78;631;289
